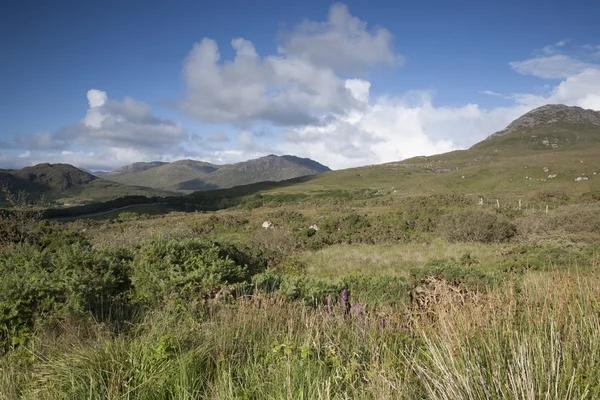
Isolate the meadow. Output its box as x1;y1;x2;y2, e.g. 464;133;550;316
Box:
1;184;600;399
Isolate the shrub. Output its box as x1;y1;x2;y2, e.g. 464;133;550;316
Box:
251;270;340;305
499;244;590;272
130;238;257;306
0;185;45;247
531;189;570;204
440;209;516;243
0;243;132;352
341;274;409;306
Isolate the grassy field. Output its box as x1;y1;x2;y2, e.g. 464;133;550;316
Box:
2;181;600;398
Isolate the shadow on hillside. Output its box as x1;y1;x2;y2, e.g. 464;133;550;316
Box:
43;174;323;219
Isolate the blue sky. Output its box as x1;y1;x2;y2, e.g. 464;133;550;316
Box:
1;0;599;170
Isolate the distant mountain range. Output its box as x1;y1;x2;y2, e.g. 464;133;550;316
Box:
104;155;331;191
0;155;330;204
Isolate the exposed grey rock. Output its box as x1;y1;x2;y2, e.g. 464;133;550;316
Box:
487;104;600;140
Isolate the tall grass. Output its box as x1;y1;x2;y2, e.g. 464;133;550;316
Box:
2;269;599;399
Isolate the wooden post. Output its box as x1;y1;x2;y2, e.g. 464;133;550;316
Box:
546;204;548;214
519;199;522;210
496;199;500;208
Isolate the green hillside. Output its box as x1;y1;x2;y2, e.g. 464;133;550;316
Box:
104;155;331;191
0;163;174;206
244;106;600;202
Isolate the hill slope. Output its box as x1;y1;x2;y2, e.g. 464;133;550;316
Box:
0;163;173;205
244;105;600;201
105;155;330;191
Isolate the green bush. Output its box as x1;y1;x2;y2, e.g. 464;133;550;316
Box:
131;238;259;306
0;243;132;352
341;274;409;306
440;209;516;243
500;244;591;272
411;258;503;291
252;270;340;305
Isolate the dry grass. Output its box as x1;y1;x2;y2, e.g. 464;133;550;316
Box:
299;240;504;278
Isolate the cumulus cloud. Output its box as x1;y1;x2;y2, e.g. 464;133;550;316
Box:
4;90;190;171
278;3;402;72
180;3;400;126
180;37;362;126
62;89;187;149
515;68;600;110
276;89;531;169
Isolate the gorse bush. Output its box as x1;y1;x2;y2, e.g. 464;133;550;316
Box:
440;209;516;243
0;243;132;352
131;237;264;306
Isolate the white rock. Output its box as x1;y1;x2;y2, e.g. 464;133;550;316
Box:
262;221;273;229
309;224;319;231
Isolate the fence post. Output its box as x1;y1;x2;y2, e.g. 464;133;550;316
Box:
546;204;548;214
496;199;500;208
519;199;522;210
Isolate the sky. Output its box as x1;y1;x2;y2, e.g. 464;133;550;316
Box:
1;0;599;171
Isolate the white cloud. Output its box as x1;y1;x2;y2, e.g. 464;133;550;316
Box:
87;89;108;108
56;90;187;150
4;90;190;171
510;42;600;79
518;68;600;110
510;54;597;79
276;89;531;169
180;3;400;126
180;37;362;126
278;3;402;72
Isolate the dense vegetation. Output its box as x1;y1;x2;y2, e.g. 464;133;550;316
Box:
1;183;600;399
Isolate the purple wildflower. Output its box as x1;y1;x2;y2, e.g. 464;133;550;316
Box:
340;289;350;316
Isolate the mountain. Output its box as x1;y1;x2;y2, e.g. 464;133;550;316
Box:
105;155;331;191
1;163;98;192
0;163;174;205
107;161;169;175
486;104;600;140
231;104;600;201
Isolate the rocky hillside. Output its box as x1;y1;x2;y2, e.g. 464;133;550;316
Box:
486;104;600;139
106;155;331;191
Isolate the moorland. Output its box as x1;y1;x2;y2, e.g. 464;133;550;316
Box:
1;104;600;399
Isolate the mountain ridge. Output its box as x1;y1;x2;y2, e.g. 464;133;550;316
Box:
105;154;331;191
